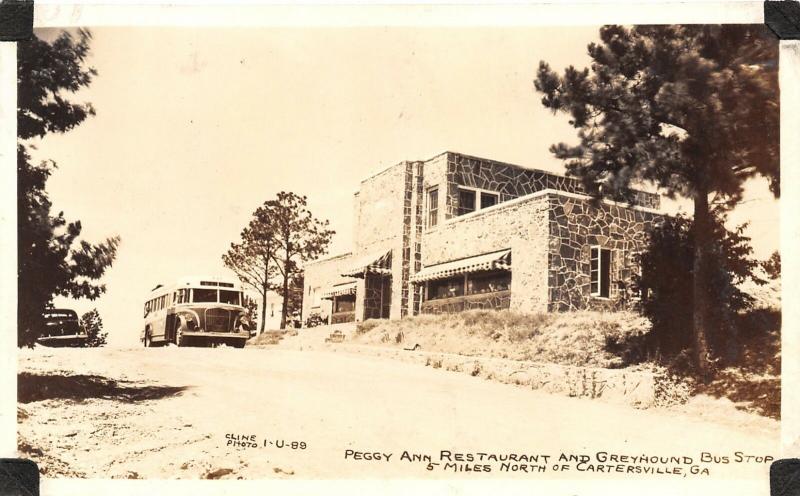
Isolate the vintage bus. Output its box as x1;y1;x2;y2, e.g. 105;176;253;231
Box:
141;276;251;348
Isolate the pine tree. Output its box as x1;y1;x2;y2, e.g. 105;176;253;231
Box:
261;192;334;329
534;25;778;378
80;308;108;347
18;29;120;347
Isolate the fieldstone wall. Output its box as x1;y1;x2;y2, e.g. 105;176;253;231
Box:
304;152;663;323
353;162;409;319
339;345;663;408
446;152;660;210
331;312;355;324
420;290;512;315
410;162;425;317
354;163;407;254
546;193;665;311
420;195;550;314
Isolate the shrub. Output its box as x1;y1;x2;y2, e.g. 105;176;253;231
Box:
653;371;692;407
356;319;382;334
638;213;767;366
471;362;482;377
304;313;327;328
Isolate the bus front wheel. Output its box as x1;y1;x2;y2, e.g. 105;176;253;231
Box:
143;331;152;348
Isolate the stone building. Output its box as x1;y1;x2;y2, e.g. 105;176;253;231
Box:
302;151;663;325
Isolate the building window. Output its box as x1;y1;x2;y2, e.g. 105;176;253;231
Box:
312;287;321;307
467;271;510;295
334;295;355;313
270;303;275;317
480;192;498;209
590;246;611;298
458;188;476;216
427;277;465;300
428;188;439;227
456;187;500;217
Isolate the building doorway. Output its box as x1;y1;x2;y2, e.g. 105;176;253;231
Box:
364;274;392;320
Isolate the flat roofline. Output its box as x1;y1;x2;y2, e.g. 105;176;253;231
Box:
437;188;662;229
442;151;659;196
360;150;574;184
443;150;560;177
304;251;353;267
356;150;658;198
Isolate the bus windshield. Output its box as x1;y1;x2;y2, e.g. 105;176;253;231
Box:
192;288;217;303
219;290;241;305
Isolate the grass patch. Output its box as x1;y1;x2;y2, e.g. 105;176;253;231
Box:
354;309;650;368
354;307;780;420
248;330;286;346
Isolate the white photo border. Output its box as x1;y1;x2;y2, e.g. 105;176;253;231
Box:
1;3;796;495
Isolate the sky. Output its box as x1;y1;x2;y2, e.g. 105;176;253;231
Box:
29;26;779;347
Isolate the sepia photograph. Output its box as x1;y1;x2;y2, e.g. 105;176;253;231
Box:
8;8;787;489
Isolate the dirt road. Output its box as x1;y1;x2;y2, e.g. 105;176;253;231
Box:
17;346;778;480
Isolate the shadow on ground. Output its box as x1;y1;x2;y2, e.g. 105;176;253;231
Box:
691;309;782;420
18;372;189;404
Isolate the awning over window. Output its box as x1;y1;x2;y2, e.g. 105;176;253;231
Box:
341;250;392;278
321;282;357;299
410;249;511;283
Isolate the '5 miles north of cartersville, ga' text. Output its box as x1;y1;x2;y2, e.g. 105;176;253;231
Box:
343;449;775;476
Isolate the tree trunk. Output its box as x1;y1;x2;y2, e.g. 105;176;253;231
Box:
280;262;289;329
260;288;267;333
260;249;271;334
692;188;712;382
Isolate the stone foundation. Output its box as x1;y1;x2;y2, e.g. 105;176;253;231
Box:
337;345;671;408
331;312;356;324
420;290;511;315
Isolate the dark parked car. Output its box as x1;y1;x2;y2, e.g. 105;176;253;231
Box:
37;309;87;347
